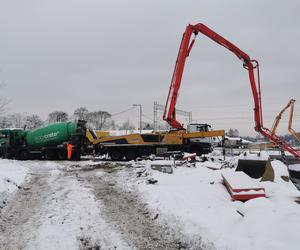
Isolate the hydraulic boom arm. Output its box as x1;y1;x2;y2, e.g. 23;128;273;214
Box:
271;99;300;144
163;23;300;159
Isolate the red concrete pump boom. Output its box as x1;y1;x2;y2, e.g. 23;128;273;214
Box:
163;23;300;159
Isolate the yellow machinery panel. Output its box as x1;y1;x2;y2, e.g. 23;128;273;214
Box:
95;130;110;138
92;129;224;146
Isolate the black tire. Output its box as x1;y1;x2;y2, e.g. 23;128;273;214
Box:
44;149;56;160
0;149;4;158
109;149;123;161
58;149;67;160
19;150;29;160
71;150;81;161
125;150;137;161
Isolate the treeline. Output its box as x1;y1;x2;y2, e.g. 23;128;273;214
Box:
0;107;160;131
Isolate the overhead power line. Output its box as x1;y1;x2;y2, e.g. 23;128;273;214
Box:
111;106;135;117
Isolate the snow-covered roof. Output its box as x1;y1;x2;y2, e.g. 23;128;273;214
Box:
225;136;253;144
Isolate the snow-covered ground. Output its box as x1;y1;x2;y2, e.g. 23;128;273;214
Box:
129;153;300;250
1;151;300;249
0;160;131;249
0;159;28;204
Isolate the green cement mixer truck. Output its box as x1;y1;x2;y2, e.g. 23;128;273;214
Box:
0;120;87;160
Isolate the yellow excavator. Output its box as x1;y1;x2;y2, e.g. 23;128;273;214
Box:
271;99;300;144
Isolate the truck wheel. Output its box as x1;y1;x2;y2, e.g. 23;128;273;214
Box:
19;150;29;160
44;149;55;160
58;149;67;160
125;150;136;161
109;149;123;161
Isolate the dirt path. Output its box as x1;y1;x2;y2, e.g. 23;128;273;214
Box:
77;164;207;250
0;161;207;250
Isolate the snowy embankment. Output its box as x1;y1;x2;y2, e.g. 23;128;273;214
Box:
0;159;27;204
131;153;300;250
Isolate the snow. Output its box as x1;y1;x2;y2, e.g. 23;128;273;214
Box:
0;160;131;249
270;160;290;182
0;159;27;203
225;136;253;144
200;160;223;170
238;150;270;161
2;153;300;249
26;168;130;250
134;156;300;250
231;189;265;195
289;163;300;171
222;170;264;189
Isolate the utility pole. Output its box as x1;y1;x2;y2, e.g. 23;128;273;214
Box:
133;104;142;133
153;102;192;130
153;102;158;132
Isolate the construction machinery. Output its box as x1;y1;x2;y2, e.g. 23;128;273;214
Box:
0;120;87;160
164;23;300;160
93;126;223;161
271;99;300;144
93;22;300;162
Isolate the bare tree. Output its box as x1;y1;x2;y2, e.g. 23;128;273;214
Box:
87;111;111;129
48;111;69;123
0;116;10;128
0;100;7;115
226;128;239;137
107;119;117;130
119;119;135;130
5;113;26;128
0;84;9;115
73;107;89;120
25;114;43;130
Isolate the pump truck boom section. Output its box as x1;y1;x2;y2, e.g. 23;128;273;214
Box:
163;23;300;159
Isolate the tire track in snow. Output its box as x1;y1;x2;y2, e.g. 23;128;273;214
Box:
0;170;52;249
0;162;131;250
79;165;207;250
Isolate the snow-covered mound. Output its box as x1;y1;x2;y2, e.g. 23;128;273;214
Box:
133;156;300;250
0;159;28;204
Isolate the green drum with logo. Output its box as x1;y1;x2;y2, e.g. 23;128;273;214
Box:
25;122;77;148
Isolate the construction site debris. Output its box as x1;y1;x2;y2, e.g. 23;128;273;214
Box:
236;159;267;179
222;171;266;201
150;164;173;174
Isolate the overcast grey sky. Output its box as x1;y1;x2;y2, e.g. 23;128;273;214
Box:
0;0;299;136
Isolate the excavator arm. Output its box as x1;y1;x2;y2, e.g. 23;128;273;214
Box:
163;23;300;159
288;101;300;143
271;99;300;144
